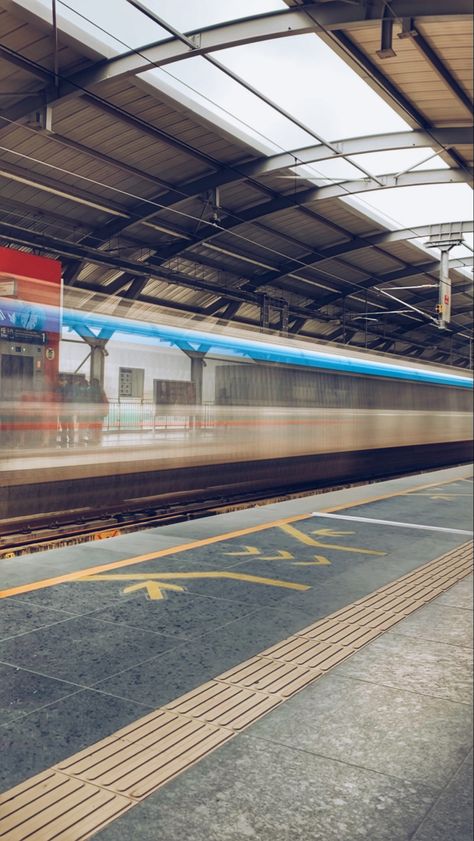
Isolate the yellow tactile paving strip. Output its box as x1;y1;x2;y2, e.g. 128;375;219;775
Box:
1;540;472;841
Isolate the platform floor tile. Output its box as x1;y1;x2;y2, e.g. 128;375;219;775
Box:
388;600;473;647
412;751;473;841
0;599;72;638
0;662;78;727
246;672;472;788
437;575;473;610
93;734;437;841
0;689;150;791
0;614;179;685
93;604;316;709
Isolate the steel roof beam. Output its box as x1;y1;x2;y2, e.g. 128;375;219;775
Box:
242;127;473;179
1;215;464;357
2;1;470;129
4;208;466;320
54;127;472;252
6;0;464;94
244;220;474;291
63;2;472;87
41;128;470;288
270;257;473;311
149;169;470;269
0;218;425;335
37;168;463;292
0;42;53;82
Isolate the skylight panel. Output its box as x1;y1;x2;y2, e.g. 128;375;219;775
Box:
343;183;473;231
141;57;316;153
137;0;286;32
27;0;169;54
217;33;411;143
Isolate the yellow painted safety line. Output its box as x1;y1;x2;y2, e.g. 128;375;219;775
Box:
0;473;469;600
1;542;471;841
408;492;472;497
81;571;310;591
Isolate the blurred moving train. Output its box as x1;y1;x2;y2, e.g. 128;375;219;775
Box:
0;291;472;519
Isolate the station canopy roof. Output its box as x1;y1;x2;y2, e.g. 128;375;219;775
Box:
0;0;472;367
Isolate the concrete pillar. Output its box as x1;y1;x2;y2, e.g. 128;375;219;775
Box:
89;342;107;387
190;354;205;404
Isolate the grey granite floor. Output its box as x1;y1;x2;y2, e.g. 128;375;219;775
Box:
95;574;473;841
0;467;471;839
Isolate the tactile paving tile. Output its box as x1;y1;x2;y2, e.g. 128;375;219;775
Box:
218;655;316;696
0;769;131;841
165;680;280;729
56;709;232;800
263;636;356;670
1;539;471;840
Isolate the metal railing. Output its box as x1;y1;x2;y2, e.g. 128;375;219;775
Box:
104;400;216;432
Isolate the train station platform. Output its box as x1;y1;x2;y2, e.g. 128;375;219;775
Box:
0;465;472;840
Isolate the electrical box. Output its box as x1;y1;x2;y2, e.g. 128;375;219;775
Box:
119;367;144;398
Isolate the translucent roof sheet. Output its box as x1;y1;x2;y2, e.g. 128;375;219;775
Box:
344;183;473;230
45;0;166;54
51;0;286;55
138;0;286;33
141;59;313;154
218;33;411;141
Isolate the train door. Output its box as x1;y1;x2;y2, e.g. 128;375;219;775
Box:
0;353;34;399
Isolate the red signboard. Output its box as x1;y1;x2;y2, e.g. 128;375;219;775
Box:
0;247;62;382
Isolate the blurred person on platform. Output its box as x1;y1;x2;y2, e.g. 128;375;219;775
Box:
57;374;76;447
86;378;109;445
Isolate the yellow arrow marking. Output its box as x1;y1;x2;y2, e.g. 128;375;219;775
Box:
0;474;459;601
260;550;294;561
224;545;260;556
311;528;355;537
279;523;386;556
293;555;332;566
80;571;310;592
122;581;185;600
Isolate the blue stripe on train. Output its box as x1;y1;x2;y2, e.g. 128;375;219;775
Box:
59;306;472;390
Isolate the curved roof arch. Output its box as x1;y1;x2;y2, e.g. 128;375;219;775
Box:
0;0;472;366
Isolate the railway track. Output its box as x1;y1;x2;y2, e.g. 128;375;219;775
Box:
1;440;471;557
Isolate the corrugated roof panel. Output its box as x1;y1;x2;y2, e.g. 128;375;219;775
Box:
341;248;405;275
0;6;90;75
0;187;103;227
0;127;162;205
347;22;472;125
219;181;268;210
310;257;368;283
0;173;112;225
454;145;473;166
92;78;252;170
417;19;473;98
258;208;350;247
308;198;384;236
215;222;305;257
